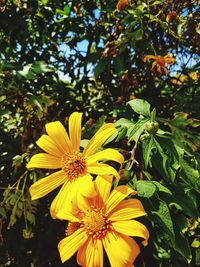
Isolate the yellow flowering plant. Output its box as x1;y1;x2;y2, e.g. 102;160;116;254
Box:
27;112;124;217
143;54;176;76
56;175;149;267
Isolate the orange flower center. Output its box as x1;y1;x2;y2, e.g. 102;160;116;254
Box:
82;208;110;239
156;56;165;67
61;153;87;180
66;222;81;236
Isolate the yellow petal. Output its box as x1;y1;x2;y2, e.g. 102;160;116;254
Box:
86;148;124;165
109;199;147;221
106;186;136;214
77;239;90;266
143;55;157;62
83;123;117;157
69;112;82;152
103;231;140;267
50;174;94;218
95;175;113;203
87;163;120;179
77;238;103;267
56;208;80;222
29;170;66;200
26;153;61;169
58;228;87;263
45;121;72;154
77;174;96;198
50;180;77;219
74;175;97;212
36;135;63;157
112;220;149;246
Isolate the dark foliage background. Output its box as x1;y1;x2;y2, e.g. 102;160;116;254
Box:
0;0;199;266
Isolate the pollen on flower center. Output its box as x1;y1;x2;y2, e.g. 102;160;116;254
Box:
62;153;87;180
82;208;110;239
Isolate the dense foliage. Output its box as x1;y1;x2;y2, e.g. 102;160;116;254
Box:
0;0;199;266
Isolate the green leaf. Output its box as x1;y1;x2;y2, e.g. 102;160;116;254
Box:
32;61;53;74
142;135;156;169
26;212;35;225
128;118;149;142
152;181;172;195
150;0;162;6
128;99;151;117
151;136;177;181
0;206;6;218
195;248;200;266
174;231;192;261
115;118;135;128
56;5;70;16
41;0;49;5
29;95;43;111
129;29;143;40
0;95;6;102
94;59;107;77
151;201;175;243
192;239;200;248
179;157;200;193
113;57;125;75
135;180;157;198
161;112;200;151
165;186;199;219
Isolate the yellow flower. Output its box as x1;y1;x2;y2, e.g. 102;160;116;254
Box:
171;72;188;85
143;54;176;76
27;112;124;217
189;72;199;81
56;175;149;267
171;71;199;85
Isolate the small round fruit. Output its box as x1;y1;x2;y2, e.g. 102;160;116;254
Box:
145;121;159;134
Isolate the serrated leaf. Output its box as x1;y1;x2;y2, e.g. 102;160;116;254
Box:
142;135;156;169
152;137;173;181
166;186;199;219
135;180;157;198
115;118;135;128
174;230;192;261
152;181;172;195
151;201;175;243
179;157;200;193
128;118;149;142
128;98;150;117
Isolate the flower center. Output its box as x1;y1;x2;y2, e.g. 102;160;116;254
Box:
82;208;110;239
156;56;165;67
62;153;87;180
66;222;81;236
